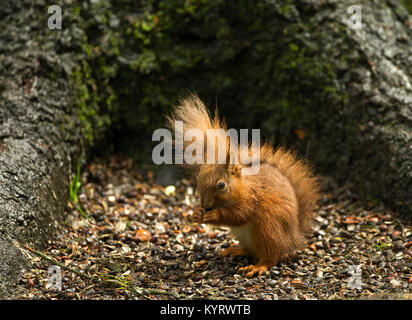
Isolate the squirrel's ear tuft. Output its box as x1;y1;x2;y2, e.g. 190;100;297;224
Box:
225;147;231;169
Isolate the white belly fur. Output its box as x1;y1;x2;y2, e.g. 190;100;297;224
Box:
230;224;254;252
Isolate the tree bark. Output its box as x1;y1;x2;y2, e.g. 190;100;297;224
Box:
293;0;412;216
0;1;81;296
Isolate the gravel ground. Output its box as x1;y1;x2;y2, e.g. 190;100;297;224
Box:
14;157;412;300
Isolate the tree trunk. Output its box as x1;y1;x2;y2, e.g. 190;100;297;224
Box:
0;1;81;296
293;0;412;216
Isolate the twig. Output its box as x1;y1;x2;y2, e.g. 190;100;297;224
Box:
22;244;95;281
145;288;183;298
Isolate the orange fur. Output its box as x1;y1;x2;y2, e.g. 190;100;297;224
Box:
167;94;320;277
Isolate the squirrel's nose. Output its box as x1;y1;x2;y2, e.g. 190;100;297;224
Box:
201;199;214;210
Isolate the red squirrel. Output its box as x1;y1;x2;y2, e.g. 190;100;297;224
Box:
166;94;320;277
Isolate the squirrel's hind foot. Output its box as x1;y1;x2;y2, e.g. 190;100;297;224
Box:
238;264;268;277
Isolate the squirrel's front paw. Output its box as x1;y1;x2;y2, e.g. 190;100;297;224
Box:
192;207;205;223
192;207;219;224
202;209;219;223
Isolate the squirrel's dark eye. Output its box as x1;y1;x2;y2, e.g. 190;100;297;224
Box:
217;181;225;190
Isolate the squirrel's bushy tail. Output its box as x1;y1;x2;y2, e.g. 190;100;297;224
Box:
261;144;320;234
166;93;226;171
